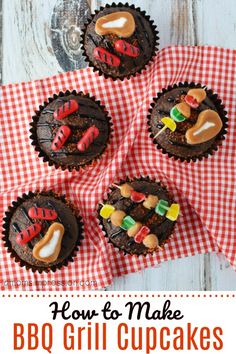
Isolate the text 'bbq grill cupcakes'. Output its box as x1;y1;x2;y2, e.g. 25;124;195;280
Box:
81;3;159;80
148;83;228;162
30;90;112;171
2;191;83;273
98;179;180;255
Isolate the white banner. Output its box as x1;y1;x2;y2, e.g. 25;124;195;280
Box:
0;292;233;353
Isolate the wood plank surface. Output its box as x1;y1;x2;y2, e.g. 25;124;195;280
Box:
50;0;90;71
1;0;236;290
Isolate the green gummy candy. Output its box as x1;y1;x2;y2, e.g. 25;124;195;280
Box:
121;216;136;230
155;199;169;216
170;106;186;122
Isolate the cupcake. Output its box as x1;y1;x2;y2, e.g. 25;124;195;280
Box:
98;179;179;255
81;3;159;80
30;90;112;171
2;191;83;272
148;83;228;162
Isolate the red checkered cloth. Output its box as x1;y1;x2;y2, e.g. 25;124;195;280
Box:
0;46;236;290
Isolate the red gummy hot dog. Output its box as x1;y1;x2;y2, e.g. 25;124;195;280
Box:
54;99;79;120
28;207;58;221
115;40;140;57
51;125;71;151
16;223;42;245
94;47;120;67
77;125;100;152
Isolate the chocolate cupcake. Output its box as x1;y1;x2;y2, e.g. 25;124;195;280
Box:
30;90;112;171
148;83;228;162
81;3;159;80
2;191;83;272
98;179;179;255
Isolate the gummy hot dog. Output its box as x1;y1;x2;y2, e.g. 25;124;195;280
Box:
94;47;120;67
16;223;42;245
115;40;140;57
77;125;100;152
51;125;71;151
53;99;79;120
28;207;58;221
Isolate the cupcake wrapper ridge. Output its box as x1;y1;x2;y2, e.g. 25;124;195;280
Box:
97;176;176;256
29;90;113;171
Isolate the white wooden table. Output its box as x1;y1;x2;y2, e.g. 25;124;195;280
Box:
1;0;236;290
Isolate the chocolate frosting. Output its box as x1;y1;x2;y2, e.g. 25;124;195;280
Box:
8;195;80;268
149;86;224;159
33;93;110;169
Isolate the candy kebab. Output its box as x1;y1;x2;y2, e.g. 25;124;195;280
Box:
153;103;190;139
153;88;207;139
112;183;180;221
100;203;161;250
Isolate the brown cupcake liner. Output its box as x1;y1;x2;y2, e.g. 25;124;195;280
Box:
147;82;228;162
29;90;113;172
2;191;84;273
80;2;159;81
97;176;176;256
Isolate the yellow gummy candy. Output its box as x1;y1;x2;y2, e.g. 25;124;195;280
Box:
100;204;115;219
161;117;176;132
166;204;180;221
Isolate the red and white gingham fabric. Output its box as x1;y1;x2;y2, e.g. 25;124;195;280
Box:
0;46;236;290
